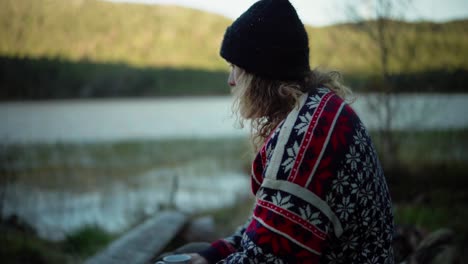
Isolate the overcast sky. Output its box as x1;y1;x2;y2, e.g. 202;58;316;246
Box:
106;0;468;26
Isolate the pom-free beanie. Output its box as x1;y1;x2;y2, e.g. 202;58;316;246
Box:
220;0;310;81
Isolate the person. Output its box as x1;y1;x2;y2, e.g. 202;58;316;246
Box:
186;0;394;263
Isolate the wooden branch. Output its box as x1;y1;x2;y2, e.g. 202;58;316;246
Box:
86;211;188;264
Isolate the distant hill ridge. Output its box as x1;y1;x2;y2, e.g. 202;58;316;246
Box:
0;0;467;99
2;0;468;75
0;0;232;70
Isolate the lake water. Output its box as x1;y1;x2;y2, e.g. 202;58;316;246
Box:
1;94;467;241
1;159;251;241
1;94;467;143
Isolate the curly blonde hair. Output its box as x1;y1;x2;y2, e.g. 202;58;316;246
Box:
232;67;353;151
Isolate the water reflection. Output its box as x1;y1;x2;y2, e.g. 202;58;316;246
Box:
1;158;250;241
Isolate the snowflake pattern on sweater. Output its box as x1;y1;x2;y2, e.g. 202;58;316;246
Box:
199;88;394;264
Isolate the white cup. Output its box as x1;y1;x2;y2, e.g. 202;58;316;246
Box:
155;254;192;264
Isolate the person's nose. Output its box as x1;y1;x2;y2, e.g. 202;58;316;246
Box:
228;69;236;87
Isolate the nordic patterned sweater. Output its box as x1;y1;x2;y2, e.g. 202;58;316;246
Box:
199;88;394;264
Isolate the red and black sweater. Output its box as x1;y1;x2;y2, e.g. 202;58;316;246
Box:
199;88;394;263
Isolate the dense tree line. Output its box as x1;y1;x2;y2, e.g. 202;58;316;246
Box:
0;56;230;100
0;56;466;100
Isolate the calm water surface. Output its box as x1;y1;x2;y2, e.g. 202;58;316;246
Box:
1;94;467;143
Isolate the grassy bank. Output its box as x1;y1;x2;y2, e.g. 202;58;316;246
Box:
1;137;253;191
0;222;116;264
2;129;466;200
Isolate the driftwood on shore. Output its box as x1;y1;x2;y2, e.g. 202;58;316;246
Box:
85;211;188;264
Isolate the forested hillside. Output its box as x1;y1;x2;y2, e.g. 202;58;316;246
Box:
1;0;467;99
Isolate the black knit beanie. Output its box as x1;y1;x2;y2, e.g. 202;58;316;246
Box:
220;0;310;81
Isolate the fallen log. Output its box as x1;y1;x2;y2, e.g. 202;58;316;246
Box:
86;211;188;264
